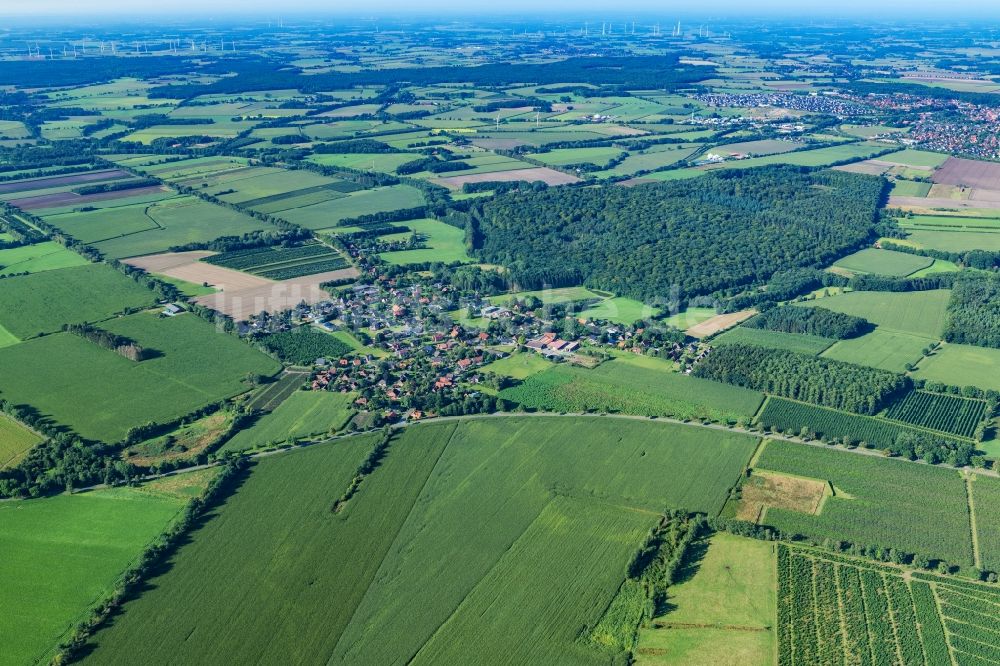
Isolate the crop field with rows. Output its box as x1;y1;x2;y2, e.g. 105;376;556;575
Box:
777;546;962;666
756;440;976;566
202;241;349;279
885;390;987;438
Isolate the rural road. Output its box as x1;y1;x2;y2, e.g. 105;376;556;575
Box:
65;409;999;496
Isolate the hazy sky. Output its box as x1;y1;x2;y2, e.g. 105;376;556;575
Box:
7;0;1000;17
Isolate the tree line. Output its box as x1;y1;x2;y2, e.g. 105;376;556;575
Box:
694;344;910;415
743;306;872;339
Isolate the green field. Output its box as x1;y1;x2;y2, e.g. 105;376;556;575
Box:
221;391;356;452
154;274;218;297
307;152;418;173
706;142;887;170
712;326;835;355
0;323;20;348
880;148;950;168
488;286;603;306
0;413;42;469
479;350;553;379
0;481;194;665
378;218;473;265
0;242;89;276
901;228;1000;253
580;296;661;323
820;328;932;372
971;475;1000;572
39;193;270;259
0;263;157;340
500;359;765;423
83;417;758;663
662;307;718;330
635;533;776;665
0;313;280;442
913;342;1000;391
755;439;975;567
289;185;424;230
891;179;932;197
832;247;932;276
796;289;950;338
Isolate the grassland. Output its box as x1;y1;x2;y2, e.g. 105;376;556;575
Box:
662;307;718;330
891;179;932;197
488;285;604;306
712;326;835;355
913;342;1000;391
0;242;89;276
83;416;758;663
499;359;765;423
971;475;1000;572
820;328;931;372
634;533;776;666
831;247;932;276
289;185;424;230
377;218;472;265
880;148;950;168
705;142;888;171
795;289;950;338
580;296;661;323
221;391;356;452
0;483;192;665
0;313;280;442
0;263;158;340
479;350;553;379
154;274;218;297
755;439;975;566
0;413;42;469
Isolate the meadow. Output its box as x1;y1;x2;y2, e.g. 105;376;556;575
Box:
755;439;975;566
711;326;835;355
705;142;888;171
831;247;932;276
0;241;89;276
579;295;661;323
820;328;931;372
796;289;950;338
499;360;765;423
83;416;758;663
285;185;425;230
479;350;553;379
634;533;776;665
0;482;192;665
221;391;356;452
377;218;473;265
0;263;157;340
0;313;280;442
913;342;1000;391
0;413;42;469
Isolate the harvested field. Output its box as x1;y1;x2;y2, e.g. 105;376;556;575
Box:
127;251;358;319
888;196;1000;210
433;167;581;188
9;184;168;211
833;161;892;176
933;156;1000;190
617;177;658;187
737;470;829;522
687;309;757;338
124;252;273;293
193;267;359;321
0;168;128;195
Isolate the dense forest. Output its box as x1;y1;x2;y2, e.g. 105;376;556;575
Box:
743;306;872;339
943;274;1000;348
147;55;709;99
472;167;885;300
693;344;910;414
